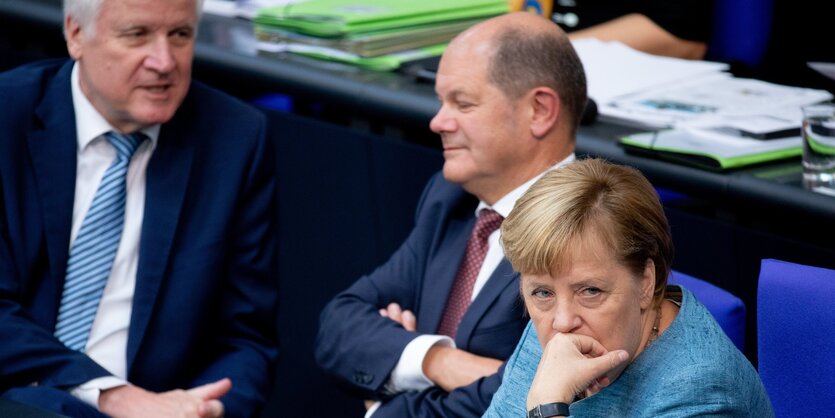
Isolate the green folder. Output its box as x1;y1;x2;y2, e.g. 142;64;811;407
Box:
258;42;447;71
620;129;803;171
254;0;509;38
255;18;481;57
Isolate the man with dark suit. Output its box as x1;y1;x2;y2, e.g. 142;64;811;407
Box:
315;12;588;418
0;0;276;417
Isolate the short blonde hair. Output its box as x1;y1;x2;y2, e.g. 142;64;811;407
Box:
501;159;673;308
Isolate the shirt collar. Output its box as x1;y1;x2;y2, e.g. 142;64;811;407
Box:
71;62;160;151
476;153;576;218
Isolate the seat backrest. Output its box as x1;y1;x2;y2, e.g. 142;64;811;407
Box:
706;0;773;68
757;259;835;417
669;270;746;350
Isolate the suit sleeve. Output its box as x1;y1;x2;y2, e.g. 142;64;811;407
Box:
315;174;443;396
188;113;278;418
371;365;506;418
0;175;113;393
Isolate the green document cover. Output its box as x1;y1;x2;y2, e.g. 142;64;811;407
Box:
254;0;508;37
257;42;447;71
255;18;480;57
620;129;802;171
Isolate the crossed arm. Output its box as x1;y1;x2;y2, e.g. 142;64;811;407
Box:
378;303;502;393
569;13;707;59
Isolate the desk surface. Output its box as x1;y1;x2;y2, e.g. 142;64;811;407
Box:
2;0;833;231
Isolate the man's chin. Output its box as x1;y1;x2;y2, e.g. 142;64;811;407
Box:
132;107;178;127
442;164;477;187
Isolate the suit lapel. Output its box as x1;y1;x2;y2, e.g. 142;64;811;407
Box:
126;102;195;368
455;259;519;344
27;61;78;319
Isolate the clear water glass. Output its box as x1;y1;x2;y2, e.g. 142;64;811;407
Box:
801;104;835;192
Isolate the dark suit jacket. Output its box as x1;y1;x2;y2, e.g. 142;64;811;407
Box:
315;172;527;417
0;59;277;418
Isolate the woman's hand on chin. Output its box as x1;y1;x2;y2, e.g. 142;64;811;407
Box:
527;333;630;409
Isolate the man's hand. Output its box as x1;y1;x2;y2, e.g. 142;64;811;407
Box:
379;303;501;392
99;378;231;418
422;345;502;392
379;302;416;331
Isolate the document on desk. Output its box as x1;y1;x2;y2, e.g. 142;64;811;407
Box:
257;41;447;71
572;40;834;130
572;39;728;105
254;0;508;37
620;127;803;170
808;62;835;81
608;77;833;129
203;0;303;18
255;18;479;57
253;0;507;70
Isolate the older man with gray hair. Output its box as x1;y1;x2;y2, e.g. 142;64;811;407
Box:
0;0;277;417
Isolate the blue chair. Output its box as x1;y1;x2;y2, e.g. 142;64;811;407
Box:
707;0;774;68
757;259;835;417
669;270;746;351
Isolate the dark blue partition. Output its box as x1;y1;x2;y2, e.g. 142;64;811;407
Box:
261;109;442;418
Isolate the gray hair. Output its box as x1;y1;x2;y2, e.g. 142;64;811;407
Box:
63;0;205;39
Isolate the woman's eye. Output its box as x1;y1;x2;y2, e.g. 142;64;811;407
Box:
581;287;602;297
531;288;553;299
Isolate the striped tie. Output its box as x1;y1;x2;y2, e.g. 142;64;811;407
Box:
54;131;145;352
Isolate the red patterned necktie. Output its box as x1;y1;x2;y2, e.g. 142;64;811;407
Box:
437;209;504;338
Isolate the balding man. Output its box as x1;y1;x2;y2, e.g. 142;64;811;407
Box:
315;12;587;417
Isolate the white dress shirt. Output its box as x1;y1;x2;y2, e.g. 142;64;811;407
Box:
67;63;160;407
367;154;576;417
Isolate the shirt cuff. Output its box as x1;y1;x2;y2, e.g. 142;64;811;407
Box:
365;401;382;418
386;334;455;393
70;376;128;409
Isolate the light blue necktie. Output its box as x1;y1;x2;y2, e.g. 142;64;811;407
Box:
54;131;145;352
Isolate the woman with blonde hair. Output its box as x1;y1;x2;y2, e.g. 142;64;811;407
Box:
484;159;772;417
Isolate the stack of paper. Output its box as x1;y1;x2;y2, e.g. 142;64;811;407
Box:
604;75;832;130
252;0;508;70
621;127;804;170
203;0;304;19
809;62;835;81
255;18;480;57
573;39;730;111
573;39;834;169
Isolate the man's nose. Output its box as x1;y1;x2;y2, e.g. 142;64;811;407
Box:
144;37;176;73
430;105;457;134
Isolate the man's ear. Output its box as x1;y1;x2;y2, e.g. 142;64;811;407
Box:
640;259;656;310
529;87;560;139
65;15;84;60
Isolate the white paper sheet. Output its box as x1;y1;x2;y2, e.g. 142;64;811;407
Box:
571;39;728;104
572;40;833;131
